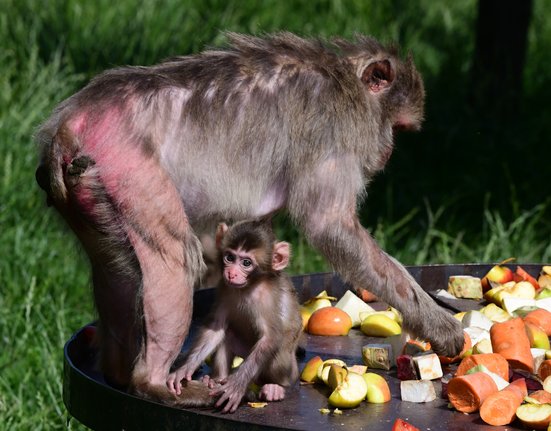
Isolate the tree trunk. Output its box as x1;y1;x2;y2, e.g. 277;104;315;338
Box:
470;0;533;124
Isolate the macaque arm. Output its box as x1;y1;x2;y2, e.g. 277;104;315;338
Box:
167;314;227;394
289;157;464;357
211;333;275;413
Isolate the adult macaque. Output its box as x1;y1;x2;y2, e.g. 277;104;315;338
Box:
168;219;302;413
35;32;464;405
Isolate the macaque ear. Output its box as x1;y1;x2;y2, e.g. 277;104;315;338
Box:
272;241;290;271
215;223;229;249
361;59;395;94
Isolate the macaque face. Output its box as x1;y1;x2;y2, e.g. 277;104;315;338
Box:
222;248;257;288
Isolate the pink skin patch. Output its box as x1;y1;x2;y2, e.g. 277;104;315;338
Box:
67;105;146;201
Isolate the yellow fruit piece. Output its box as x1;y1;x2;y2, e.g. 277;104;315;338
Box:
360;314;401;337
363;372;391;403
328;372;368;408
317;359;347;383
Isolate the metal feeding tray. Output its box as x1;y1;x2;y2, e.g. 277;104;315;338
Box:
64;264;545;430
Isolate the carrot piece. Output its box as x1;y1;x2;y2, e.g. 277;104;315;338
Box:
456;353;510;381
524;309;551;336
529;390;551;404
391;418;420;431
479;378;527;426
538;359;551;381
490;317;534;372
448;372;499;413
439;332;472;365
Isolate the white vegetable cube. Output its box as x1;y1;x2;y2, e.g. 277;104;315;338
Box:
461;310;494;331
447;275;482;299
335;290;375;327
412;353;443;380
400;380;437;403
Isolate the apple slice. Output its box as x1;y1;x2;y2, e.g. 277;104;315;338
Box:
308;306;352;336
327;364;348;390
526;323;551;349
516;403;551;430
300;356;324;383
328;372;368;408
317;358;347;382
481;260;514;291
360;313;401;337
478;303;511;323
363;372;391;403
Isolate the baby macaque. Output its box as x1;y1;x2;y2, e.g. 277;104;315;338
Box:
168;219;303;413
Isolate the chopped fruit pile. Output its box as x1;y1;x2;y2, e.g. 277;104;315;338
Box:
298;263;551;429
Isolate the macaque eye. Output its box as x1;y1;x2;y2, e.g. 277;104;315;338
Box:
242;258;253;268
224;252;235;263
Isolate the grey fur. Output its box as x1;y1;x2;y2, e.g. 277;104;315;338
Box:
36;32;463;402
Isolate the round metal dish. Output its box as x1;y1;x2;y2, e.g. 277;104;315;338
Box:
64;264;545;430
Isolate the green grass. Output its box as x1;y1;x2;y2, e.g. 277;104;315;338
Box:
1;1;550;429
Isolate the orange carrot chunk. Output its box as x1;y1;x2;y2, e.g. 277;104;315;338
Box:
456;353;510;381
524;308;551;336
479;378;527;426
448;372;499;413
490;317;534;373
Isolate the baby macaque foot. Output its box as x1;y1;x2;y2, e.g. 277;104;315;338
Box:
258;383;285;401
201;374;224;389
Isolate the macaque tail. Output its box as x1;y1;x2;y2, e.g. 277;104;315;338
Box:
36;125;79;204
136;381;216;408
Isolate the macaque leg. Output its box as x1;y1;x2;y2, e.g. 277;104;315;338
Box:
167;326;225;394
259;384;285;402
210;338;232;381
211;336;275;413
257;349;298;402
44;124;205;400
119;159;204;397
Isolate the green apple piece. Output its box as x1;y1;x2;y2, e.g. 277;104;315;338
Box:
360;313;401;337
526;323;551;350
317;358;347;383
362;372;391;403
334;290;375;327
327;364;348;390
479;303;511;323
537;287;551;300
302;290;334;313
516;403;551;430
300;356;324;383
328;372;368;408
510;281;537;299
472;338;493;354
